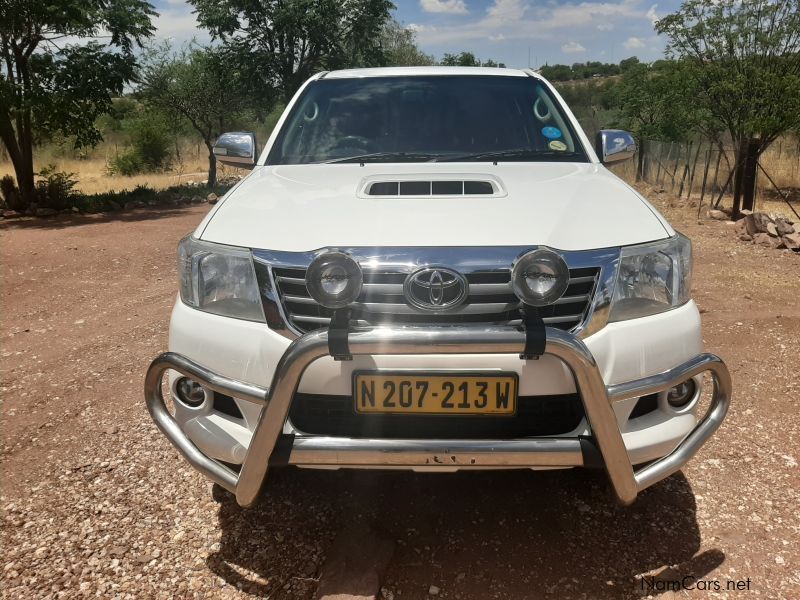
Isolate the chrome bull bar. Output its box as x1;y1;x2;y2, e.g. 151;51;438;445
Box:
144;325;731;507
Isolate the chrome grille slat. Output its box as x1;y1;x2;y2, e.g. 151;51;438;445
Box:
272;263;601;335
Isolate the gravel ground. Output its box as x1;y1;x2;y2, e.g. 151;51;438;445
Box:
1;192;798;599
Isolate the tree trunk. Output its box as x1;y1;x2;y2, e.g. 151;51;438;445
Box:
636;138;646;182
206;145;217;188
0;111;35;208
741;138;760;213
731;138;747;220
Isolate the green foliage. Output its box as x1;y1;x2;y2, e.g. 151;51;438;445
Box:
34;165;80;210
441;52;480;67
610;61;692;142
107;114;173;176
656;0;800;148
189;0;395;100
540;61;621;81
382;19;434;66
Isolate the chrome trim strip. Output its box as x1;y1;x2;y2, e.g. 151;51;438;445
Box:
144;325;731;508
253;246;619;340
287;436;585;467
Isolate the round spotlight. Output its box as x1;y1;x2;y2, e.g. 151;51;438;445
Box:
511;249;570;307
667;378;696;408
176;377;206;407
305;251;363;309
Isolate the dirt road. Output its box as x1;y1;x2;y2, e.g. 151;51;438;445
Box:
1;195;799;599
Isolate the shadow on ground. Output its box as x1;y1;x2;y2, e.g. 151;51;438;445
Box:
206;467;723;599
0;206;206;232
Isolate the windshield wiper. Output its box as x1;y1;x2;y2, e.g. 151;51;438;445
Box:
434;149;576;163
321;152;441;164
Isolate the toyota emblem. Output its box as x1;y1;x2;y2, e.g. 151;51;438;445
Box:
404;267;468;311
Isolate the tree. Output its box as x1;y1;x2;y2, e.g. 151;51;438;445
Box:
382;19;434;66
190;0;394;102
140;44;255;187
0;0;156;206
612;61;693;179
441;52;480;67
656;0;800;217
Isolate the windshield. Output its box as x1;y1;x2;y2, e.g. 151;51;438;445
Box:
267;75;589;165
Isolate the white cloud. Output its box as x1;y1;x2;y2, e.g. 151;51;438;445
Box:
489;33;506;41
561;41;586;53
420;0;469;14
623;36;646;49
596;22;614;31
486;0;529;22
646;4;659;25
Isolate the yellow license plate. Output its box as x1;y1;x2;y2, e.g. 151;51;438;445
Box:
353;372;518;415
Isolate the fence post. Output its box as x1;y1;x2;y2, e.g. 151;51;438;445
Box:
699;145;714;207
686;142;703;200
677;142;692;198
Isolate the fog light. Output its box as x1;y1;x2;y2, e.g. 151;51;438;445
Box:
511;248;570;307
176;377;206;407
305;251;363;309
667;379;696;408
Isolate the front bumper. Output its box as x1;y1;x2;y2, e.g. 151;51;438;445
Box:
144;325;731;507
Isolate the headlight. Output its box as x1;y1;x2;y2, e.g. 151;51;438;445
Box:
305;250;363;309
609;233;692;322
511;248;570;306
177;235;265;322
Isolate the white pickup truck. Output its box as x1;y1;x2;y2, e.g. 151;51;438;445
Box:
144;66;731;507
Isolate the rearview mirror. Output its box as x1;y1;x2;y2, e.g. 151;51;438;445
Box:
595;130;636;165
213;132;257;169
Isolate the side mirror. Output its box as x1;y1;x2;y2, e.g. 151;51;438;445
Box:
213;132;257;169
595;130;636;165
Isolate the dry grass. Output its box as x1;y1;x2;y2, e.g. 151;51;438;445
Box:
0;141;247;195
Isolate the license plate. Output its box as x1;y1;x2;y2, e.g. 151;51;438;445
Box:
353;372;518;415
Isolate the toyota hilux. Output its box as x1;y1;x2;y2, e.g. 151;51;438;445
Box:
144;66;731;507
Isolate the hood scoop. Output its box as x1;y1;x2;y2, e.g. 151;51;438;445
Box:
364;179;499;197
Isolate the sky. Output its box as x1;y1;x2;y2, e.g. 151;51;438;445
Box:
151;0;681;68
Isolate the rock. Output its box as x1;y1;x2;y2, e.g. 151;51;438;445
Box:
775;219;794;236
753;233;783;249
179;196;191;205
738;233;753;242
206;193;218;204
782;232;800;250
708;209;728;221
2;210;22;218
740;209;753;216
71;206;81;213
129;200;146;209
105;425;119;435
428;585;440;596
35;207;58;217
766;222;779;237
146;199;159;207
190;195;205;204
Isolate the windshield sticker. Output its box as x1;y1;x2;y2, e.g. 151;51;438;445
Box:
542;126;562;139
548;140;568;151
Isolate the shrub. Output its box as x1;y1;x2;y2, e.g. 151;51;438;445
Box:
107;113;172;176
1;175;25;211
35;166;81;210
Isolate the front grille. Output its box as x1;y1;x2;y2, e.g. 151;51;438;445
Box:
272;266;600;334
289;393;584;438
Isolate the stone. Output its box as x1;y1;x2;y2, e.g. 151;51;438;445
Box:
740;209;753;216
206;193;218;204
738;233;753;242
742;214;759;237
708;209;728;221
782;232;800;250
2;210;22;218
428;585;440;596
191;195;205;204
753;233;782;249
775;219;794;236
35;207;58;217
71;206;80;213
766;222;779;237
